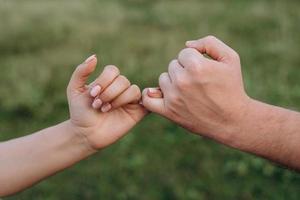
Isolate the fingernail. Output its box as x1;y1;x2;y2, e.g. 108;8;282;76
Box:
85;54;96;64
90;85;101;97
148;88;159;94
186;40;196;45
92;99;102;109
101;103;112;112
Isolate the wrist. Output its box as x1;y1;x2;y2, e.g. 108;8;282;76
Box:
220;97;254;148
225;98;273;151
210;95;255;148
64;120;98;155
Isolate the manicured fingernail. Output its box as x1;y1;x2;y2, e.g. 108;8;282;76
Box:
92;99;102;109
90;85;101;97
101;103;112;112
85;54;96;64
148;88;159;94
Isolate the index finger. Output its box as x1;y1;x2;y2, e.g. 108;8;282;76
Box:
186;36;239;63
89;65;120;95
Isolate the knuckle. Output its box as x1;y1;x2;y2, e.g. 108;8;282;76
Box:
178;49;200;67
167;95;181;108
159;72;168;82
188;59;201;73
187;47;200;54
205;35;217;43
104;65;120;76
178;48;187;60
142;88;148;96
119;75;130;86
168;59;177;70
111;101;119;108
171;59;178;64
197;65;210;76
174;76;189;89
66;83;75;95
230;50;240;61
100;91;115;102
100;92;111;102
131;84;141;98
178;48;196;58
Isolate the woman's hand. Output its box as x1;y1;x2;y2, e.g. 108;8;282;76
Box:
67;55;147;150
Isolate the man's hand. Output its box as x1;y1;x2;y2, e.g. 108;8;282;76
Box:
142;36;251;144
67;55;147;150
142;36;300;170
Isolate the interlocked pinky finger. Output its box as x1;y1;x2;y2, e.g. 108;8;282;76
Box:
111;85;142;109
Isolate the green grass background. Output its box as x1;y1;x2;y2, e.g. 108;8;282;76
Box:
1;0;300;199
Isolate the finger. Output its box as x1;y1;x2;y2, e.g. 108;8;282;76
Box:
142;88;166;115
168;59;185;82
159;72;172;94
68;55;97;93
99;75;130;103
92;98;103;109
147;87;163;98
101;102;112;113
90;85;102;98
111;85;142;109
178;48;207;70
89;65;120;96
186;36;238;63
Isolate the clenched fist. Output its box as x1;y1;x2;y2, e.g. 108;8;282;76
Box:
142;36;251;144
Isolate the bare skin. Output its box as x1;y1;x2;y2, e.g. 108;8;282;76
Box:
1;36;300;196
0;55;147;197
142;36;300;170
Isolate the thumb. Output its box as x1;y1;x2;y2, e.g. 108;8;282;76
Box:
142;88;166;116
68;55;98;94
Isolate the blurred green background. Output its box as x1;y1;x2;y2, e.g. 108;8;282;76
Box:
1;0;300;199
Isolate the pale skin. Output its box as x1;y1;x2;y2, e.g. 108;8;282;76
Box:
0;55;147;197
143;36;300;170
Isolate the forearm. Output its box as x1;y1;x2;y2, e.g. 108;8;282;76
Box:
0;120;96;197
229;99;300;169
